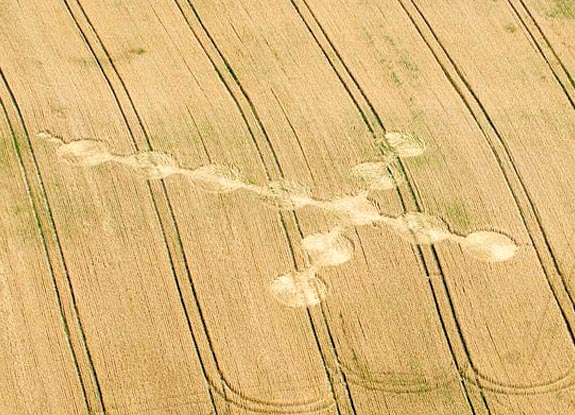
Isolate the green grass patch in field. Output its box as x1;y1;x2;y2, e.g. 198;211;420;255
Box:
243;175;258;186
399;55;418;73
0;144;8;166
12;203;27;216
390;71;402;86
444;202;474;231
406;148;443;169
11;133;22;157
128;47;146;55
50;179;62;189
503;23;517;33
383;35;396;47
547;0;575;18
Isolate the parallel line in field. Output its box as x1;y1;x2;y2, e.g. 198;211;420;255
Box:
269;89;318;184
59;1;221;413
289;1;485;414
64;0;340;412
401;0;575;342
506;0;575;107
174;0;356;413
0;70;100;415
147;181;225;413
172;0;340;410
279;213;348;415
286;1;476;412
157;181;334;413
175;0;350;411
173;0;341;411
288;208;358;414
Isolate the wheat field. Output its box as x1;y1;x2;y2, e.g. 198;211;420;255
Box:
1;1;575;414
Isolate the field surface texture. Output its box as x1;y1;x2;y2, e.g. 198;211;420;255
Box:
1;1;575;414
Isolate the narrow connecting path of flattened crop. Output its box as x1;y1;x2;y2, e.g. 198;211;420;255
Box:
41;130;518;309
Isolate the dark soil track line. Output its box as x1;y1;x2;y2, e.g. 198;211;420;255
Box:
146;183;220;413
174;0;357;412
175;0;343;411
59;0;220;413
400;0;575;344
65;0;340;412
269;88;318;184
506;0;575;108
279;213;346;415
289;1;485;413
0;70;100;415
